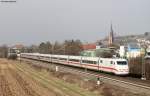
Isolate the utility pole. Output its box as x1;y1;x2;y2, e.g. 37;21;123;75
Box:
141;47;146;80
97;57;101;86
51;45;54;63
141;57;146;80
19;54;21;64
64;44;66;55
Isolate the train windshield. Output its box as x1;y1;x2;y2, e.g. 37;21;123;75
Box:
147;52;150;56
117;61;127;65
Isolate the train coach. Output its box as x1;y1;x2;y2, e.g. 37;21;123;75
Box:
20;53;129;75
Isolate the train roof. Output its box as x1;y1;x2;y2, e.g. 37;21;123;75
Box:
21;53;127;61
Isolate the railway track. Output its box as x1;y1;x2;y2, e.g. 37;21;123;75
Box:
0;75;14;96
9;67;40;96
0;64;14;96
0;59;100;96
21;58;150;95
15;62;97;96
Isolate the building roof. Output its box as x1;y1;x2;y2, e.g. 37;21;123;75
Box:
82;44;96;50
12;44;24;49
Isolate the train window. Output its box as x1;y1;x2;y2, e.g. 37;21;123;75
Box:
69;59;79;62
147;52;150;56
100;60;103;63
82;60;97;64
110;61;113;64
117;61;127;65
59;58;67;60
52;57;58;59
93;61;97;64
45;56;50;58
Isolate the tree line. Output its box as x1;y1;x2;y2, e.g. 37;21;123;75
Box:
0;45;8;58
22;40;83;56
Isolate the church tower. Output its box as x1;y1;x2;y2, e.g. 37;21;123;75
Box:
109;24;114;45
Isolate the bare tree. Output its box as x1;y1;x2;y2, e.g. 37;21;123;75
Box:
0;45;8;58
64;40;83;55
39;41;52;54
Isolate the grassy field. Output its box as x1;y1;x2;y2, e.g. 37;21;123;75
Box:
0;59;99;96
0;59;148;96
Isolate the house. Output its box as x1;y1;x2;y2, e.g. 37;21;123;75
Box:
126;43;145;58
82;43;96;50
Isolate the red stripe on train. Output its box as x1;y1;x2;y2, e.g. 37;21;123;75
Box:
60;61;117;71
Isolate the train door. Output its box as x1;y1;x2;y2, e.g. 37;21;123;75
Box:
80;56;84;68
79;56;82;67
100;59;113;73
99;58;103;71
111;60;116;73
98;57;101;71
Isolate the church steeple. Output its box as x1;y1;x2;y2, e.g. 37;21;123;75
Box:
111;24;113;34
109;23;114;45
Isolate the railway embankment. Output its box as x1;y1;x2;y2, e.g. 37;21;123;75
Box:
20;58;150;96
0;59;100;96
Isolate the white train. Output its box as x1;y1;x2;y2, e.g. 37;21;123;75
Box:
20;53;129;75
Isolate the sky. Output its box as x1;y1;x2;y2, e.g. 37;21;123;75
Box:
0;0;150;45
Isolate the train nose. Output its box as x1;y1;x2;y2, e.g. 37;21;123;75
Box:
123;69;129;73
119;69;129;72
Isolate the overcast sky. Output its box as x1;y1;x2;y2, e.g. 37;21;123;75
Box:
0;0;150;45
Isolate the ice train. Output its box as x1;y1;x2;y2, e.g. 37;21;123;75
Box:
20;53;129;75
